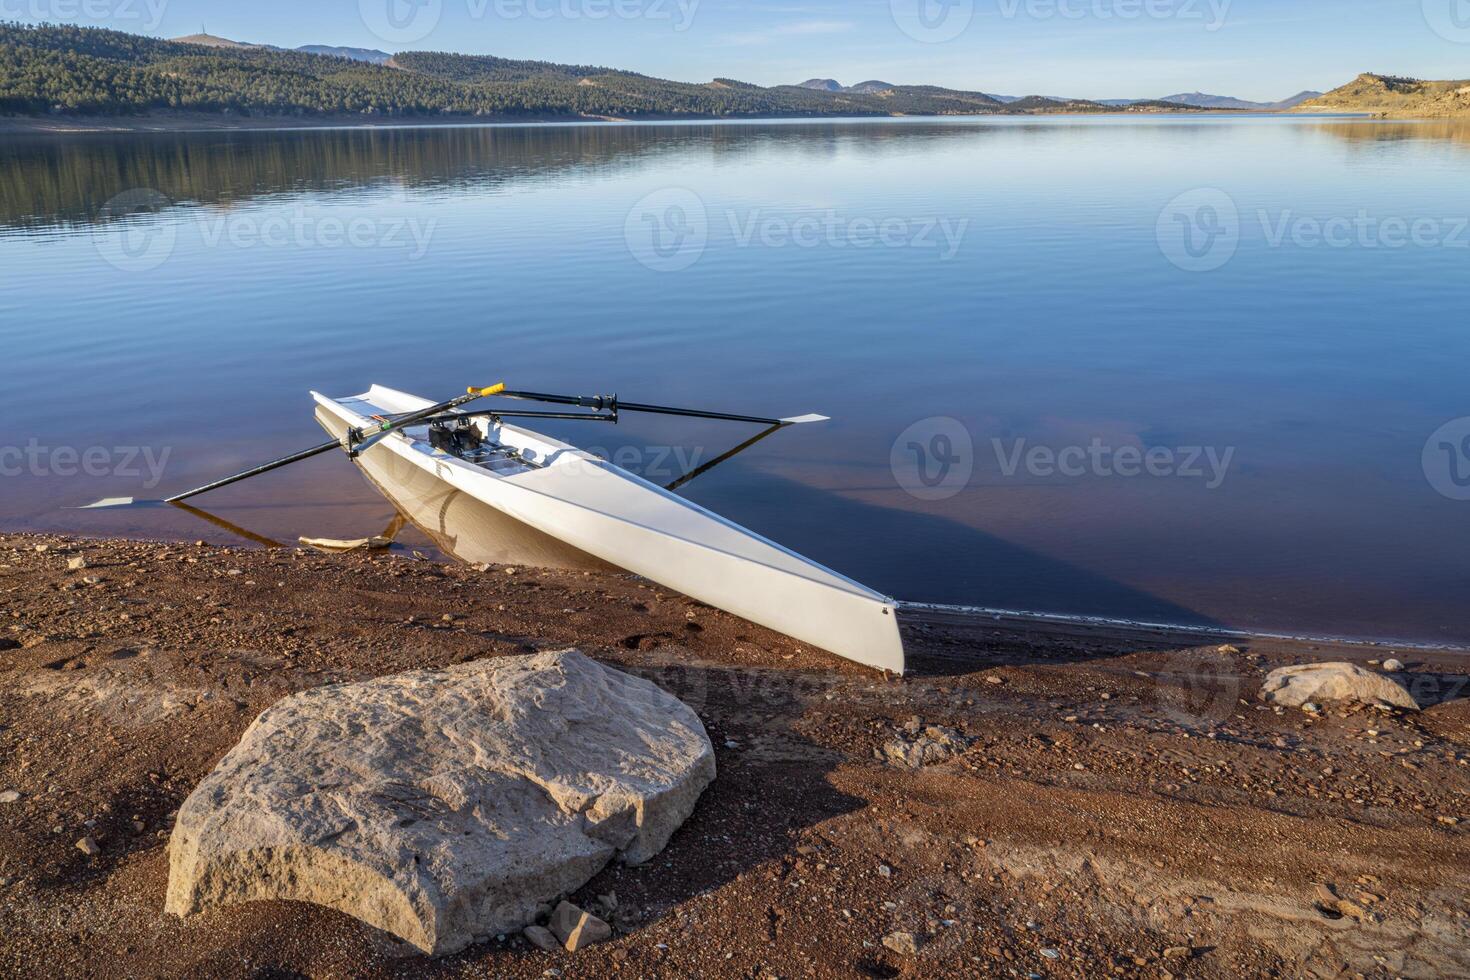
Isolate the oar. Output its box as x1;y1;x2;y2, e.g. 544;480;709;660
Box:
81;383;506;509
495;390;830;427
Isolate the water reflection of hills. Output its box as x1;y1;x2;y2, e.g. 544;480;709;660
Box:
0;119;1197;230
8;118;1470;233
0;122;992;231
1310;119;1470;149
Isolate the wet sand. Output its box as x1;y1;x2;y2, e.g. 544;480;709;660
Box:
1;533;1468;978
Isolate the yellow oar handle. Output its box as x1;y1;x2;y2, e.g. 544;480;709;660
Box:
467;383;507;398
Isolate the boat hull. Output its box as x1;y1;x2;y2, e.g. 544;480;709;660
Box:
313;386;905;674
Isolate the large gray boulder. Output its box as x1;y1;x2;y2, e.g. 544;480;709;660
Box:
1258;662;1419;711
165;650;715;955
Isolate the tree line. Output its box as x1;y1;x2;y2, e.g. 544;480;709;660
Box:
0;22;1051;121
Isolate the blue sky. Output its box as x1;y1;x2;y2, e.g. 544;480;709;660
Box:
15;0;1470;100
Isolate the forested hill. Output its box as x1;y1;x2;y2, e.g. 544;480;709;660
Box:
0;23;1195;122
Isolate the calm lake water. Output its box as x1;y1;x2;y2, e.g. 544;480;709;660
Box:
3;116;1469;645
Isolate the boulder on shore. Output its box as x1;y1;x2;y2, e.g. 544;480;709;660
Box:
165;649;715;955
1258;662;1419;711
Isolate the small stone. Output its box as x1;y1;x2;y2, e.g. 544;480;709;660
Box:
132;820;147;833
1437;816;1460;826
877;864;892;877
68;557;87;571
76;836;101;856
1218;644;1241;655
0;789;21;804
34;544;49;553
882;931;920;956
1163;947;1191;959
985;675;1004;685
548;901;611;952
1383;659;1405;672
83;576;102;585
1040;948;1060;959
441;614;458;623
226;569;243;577
522;925;560;953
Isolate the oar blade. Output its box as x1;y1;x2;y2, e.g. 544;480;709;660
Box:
76;497;167;510
781;414;831;425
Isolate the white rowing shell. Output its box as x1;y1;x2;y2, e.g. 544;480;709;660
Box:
312;385;905;674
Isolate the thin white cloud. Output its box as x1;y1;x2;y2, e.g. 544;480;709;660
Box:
721;19;858;46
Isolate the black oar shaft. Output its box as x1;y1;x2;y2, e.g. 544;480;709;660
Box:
419;410;618;424
166;388;496;504
500;390;613;410
499;390;785;427
618;400;784;426
166;440;341;503
666;422;785;492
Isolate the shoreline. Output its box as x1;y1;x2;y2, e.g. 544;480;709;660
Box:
0;108;1366;136
2;530;1467;976
903;600;1470;657
20;521;1464;655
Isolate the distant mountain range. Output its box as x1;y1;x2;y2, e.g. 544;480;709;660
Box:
296;45;394;65
171;33;392;65
1157;91;1323;110
798;79;900;95
846;84;1322;111
789;73;1470;118
987;94;1092;104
